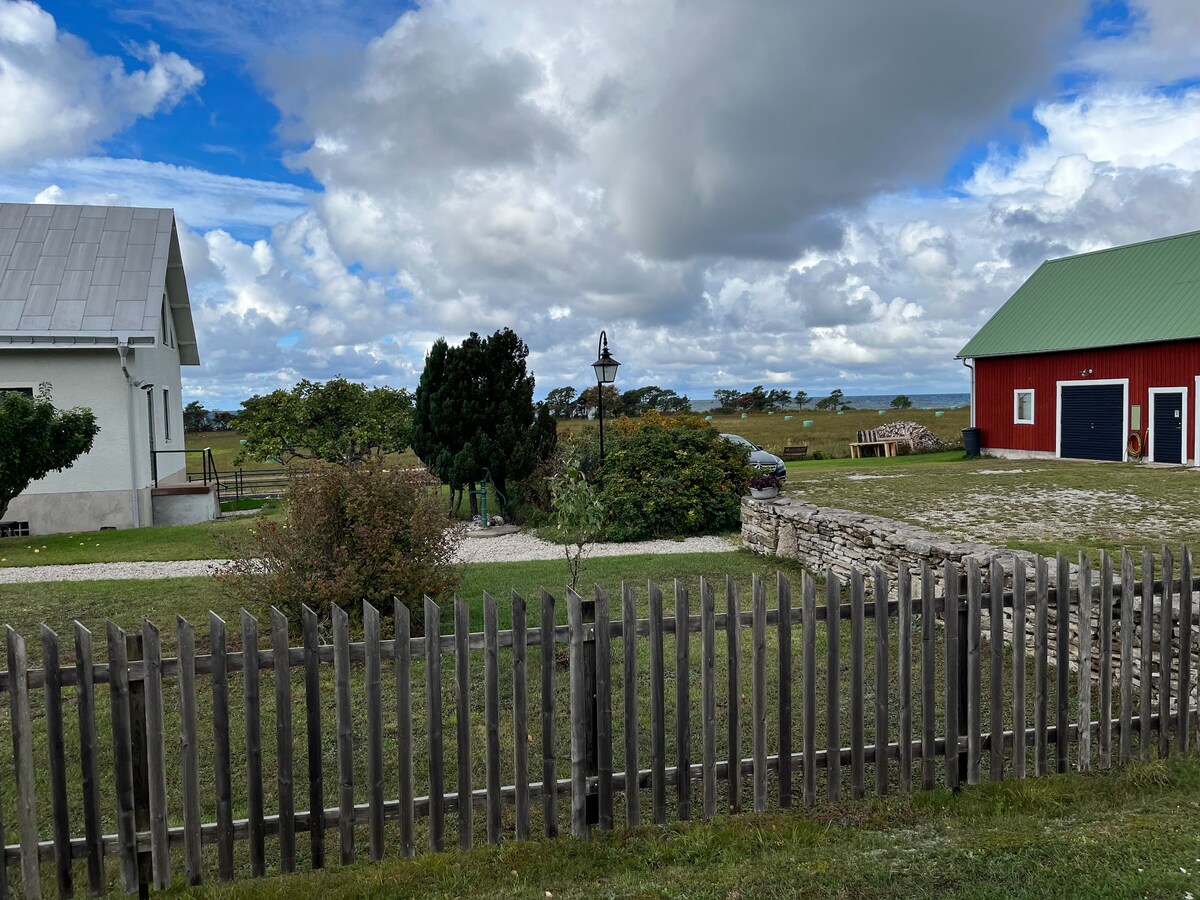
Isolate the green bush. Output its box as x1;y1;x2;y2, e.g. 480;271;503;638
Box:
597;412;748;541
217;462;462;631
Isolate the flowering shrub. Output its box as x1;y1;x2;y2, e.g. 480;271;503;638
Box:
218;461;462;631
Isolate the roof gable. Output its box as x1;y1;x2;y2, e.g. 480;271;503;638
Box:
958;230;1200;359
0;203;199;364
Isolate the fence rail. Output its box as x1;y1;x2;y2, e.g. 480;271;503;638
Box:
0;548;1198;897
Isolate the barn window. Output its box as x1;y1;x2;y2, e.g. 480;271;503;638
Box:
1014;389;1035;425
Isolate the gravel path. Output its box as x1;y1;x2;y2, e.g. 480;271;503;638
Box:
0;533;739;584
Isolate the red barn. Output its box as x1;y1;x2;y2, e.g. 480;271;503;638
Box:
957;231;1200;464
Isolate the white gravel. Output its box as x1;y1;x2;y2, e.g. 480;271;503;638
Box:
0;533;739;583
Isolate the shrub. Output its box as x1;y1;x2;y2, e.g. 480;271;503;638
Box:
549;453;606;589
217;462;463;630
597;412;748;541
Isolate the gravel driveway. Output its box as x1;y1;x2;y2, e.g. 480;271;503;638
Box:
0;533;739;584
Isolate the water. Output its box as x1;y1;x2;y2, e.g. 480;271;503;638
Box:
841;393;970;410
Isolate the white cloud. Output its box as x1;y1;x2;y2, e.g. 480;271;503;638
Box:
0;1;202;165
1;156;309;230
9;0;1200;408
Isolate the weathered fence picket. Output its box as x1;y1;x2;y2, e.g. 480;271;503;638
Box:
0;550;1197;898
826;571;841;802
873;567;889;797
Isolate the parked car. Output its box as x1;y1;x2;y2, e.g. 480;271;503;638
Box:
720;433;787;481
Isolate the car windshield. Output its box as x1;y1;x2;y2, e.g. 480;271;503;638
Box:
720;433;755;448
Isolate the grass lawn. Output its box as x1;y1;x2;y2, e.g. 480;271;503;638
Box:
0;516;261;568
0;549;1101;897
172;754;1200;899
783;453;1200;562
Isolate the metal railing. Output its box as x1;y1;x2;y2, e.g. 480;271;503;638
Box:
152;447;220;492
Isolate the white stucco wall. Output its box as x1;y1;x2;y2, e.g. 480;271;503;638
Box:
2;340;189;532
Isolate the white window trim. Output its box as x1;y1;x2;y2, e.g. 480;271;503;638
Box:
1148;386;1188;466
1013;389;1035;425
1054;378;1129;461
162;387;172;443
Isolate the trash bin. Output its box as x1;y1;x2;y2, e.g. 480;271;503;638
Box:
962;427;981;457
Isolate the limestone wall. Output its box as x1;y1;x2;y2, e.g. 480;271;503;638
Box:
741;496;1199;715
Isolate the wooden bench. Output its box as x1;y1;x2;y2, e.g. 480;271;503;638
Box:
848;429;901;459
781;444;809;460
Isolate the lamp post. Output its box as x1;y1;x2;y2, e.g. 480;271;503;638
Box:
592;330;620;463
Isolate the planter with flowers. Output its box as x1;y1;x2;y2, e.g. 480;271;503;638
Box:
748;472;781;500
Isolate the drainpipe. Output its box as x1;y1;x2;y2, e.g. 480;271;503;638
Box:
962;358;976;428
117;342;141;528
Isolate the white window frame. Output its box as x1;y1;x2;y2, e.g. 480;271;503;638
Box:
1148;386;1188;466
1013;389;1035;425
1054;378;1129;461
162;387;172;443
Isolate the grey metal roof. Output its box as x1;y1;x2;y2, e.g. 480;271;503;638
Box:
0;203;199;365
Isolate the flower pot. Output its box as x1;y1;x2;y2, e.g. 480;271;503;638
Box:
749;487;779;500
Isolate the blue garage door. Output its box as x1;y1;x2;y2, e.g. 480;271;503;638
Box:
1060;384;1124;461
1152;391;1184;463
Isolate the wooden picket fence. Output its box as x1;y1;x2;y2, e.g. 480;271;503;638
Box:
1;547;1198;898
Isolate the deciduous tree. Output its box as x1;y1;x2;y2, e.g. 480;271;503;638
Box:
0;387;99;520
235;377;413;464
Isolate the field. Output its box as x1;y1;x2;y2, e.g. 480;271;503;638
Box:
555;406;971;460
183;406;970;476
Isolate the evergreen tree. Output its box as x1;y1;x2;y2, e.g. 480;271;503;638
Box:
412;328;543;512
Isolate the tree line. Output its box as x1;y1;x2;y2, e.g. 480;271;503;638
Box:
542;384;691;419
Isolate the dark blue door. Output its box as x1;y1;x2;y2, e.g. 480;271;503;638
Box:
1152;391;1184;463
1060;384;1124;461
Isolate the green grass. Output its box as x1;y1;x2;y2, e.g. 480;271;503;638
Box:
557;408;970;461
171;755;1200;899
0;552;783;642
783;454;1200;562
0;517;264;568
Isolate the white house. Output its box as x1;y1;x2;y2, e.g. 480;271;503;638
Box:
0;203;212;535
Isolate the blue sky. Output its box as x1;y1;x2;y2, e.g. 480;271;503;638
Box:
3;0;1199;407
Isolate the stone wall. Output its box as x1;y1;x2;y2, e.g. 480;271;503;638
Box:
741;496;1199;715
740;496;1041;593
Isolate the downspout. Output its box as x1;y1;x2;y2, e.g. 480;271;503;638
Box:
117;342;141;528
962;358;976;428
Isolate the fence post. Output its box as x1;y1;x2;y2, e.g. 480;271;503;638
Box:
127;633;152;900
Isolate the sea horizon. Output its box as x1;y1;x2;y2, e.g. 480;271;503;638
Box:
690;392;969;411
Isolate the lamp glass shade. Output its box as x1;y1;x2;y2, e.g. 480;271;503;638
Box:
592;355;620;384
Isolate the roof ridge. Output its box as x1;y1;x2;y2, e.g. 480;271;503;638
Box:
1043;228;1200;266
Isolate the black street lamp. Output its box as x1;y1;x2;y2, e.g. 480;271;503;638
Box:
592;330;620;463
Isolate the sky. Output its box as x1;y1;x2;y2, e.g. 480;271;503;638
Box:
1;0;1198;408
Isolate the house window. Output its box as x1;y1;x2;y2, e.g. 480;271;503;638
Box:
162;388;171;442
1014;389;1035;425
1;387;33;397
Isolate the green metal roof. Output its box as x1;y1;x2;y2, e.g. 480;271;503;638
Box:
958;230;1200;358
